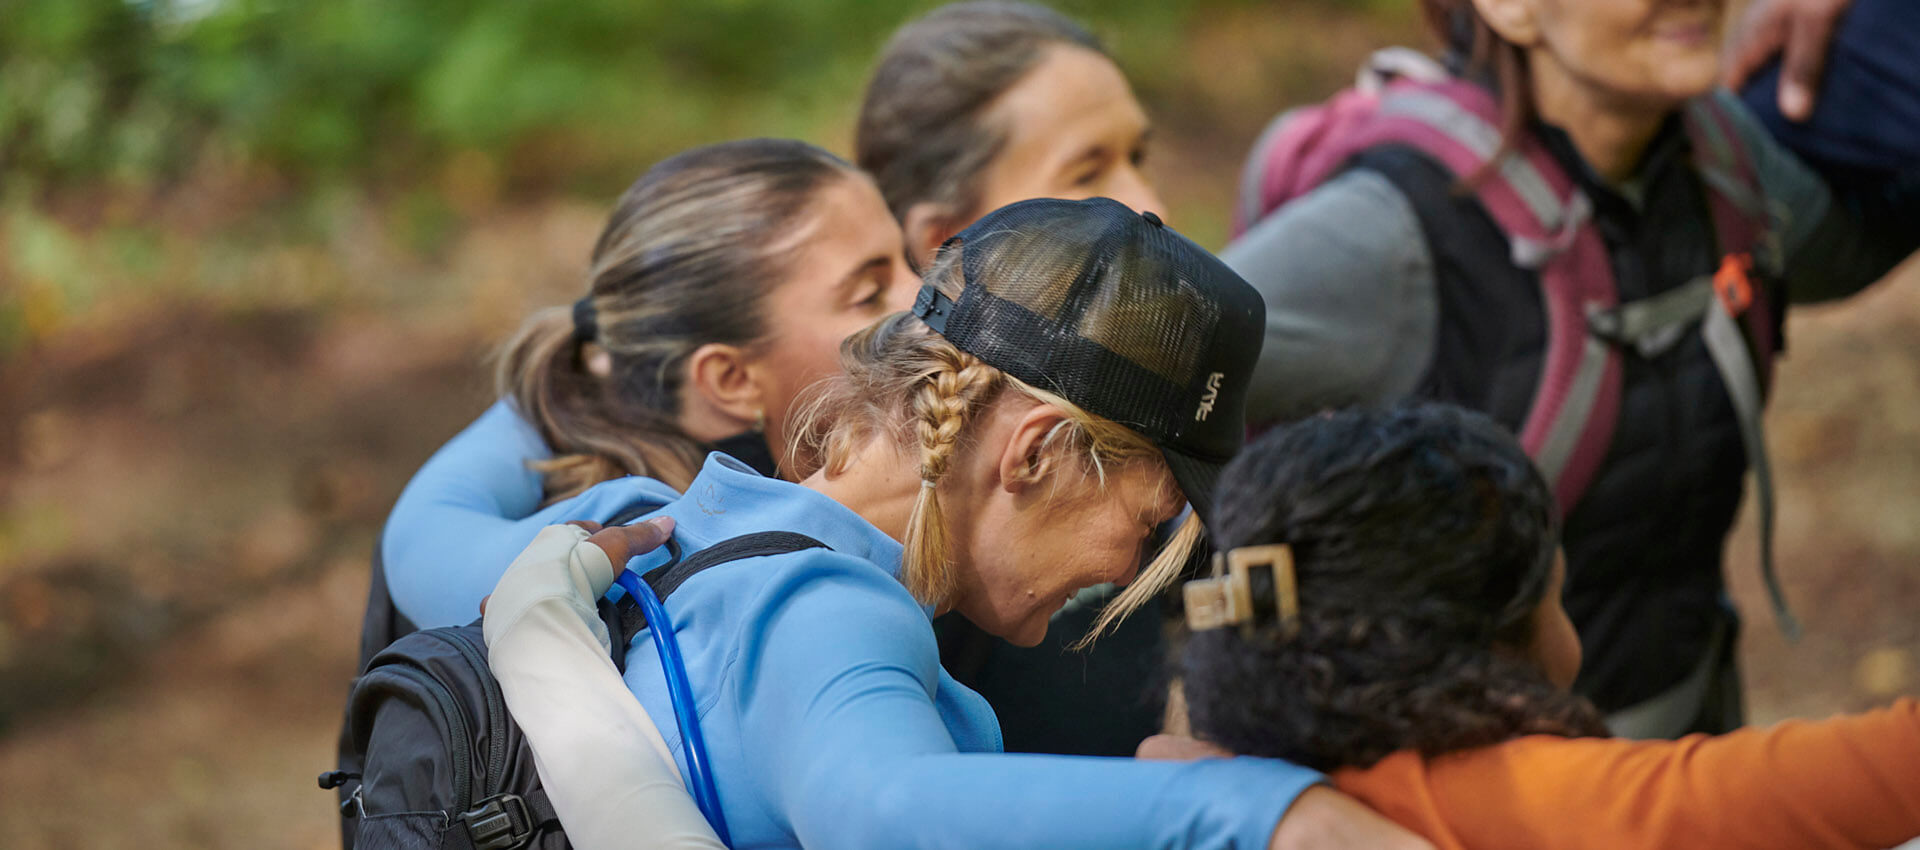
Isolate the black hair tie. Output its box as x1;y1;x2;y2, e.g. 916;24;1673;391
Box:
572;296;598;344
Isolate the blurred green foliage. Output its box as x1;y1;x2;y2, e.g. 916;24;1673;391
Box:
0;0;1411;356
0;0;1405;189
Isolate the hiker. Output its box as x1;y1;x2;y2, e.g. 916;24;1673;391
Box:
479;198;1435;849
853;0;1175;757
373;138;918;635
1150;403;1920;850
333;139;919;838
857;1;1161;267
1225;0;1920;737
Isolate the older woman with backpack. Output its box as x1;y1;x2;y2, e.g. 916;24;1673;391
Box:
1225;0;1920;738
470;198;1434;849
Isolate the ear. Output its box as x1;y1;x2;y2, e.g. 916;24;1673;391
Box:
903;201;964;269
995;404;1074;494
684;342;765;427
1469;0;1542;47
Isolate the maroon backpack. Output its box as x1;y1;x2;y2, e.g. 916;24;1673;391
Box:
1235;52;1797;636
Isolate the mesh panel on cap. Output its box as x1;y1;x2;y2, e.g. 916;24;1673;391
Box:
952;202;1220;442
928;196;1267;525
1073;232;1217;388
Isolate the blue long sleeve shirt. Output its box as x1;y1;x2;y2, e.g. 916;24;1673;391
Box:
383;400;678;627
607;453;1323;849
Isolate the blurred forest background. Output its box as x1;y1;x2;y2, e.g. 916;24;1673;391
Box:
0;0;1914;846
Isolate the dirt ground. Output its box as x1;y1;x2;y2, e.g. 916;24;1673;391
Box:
1;6;1915;843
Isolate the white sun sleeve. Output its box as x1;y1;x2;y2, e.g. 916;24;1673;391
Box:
482;524;725;850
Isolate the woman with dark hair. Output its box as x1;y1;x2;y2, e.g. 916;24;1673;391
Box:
1159;404;1920;849
852;1;1180;758
857;1;1163;265
1225;0;1920;737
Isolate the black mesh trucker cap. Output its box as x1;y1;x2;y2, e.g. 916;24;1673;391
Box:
909;197;1266;527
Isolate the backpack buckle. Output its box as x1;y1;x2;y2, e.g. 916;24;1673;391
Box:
462;794;534;850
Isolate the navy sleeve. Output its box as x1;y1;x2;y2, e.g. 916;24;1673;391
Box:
1721;88;1920;303
1738;0;1920;187
1730;0;1920;301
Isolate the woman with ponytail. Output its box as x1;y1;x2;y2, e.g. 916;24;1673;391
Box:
1152;404;1920;850
374;138;918;632
1226;0;1920;737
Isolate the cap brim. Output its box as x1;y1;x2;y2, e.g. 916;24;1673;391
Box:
1160;447;1225;534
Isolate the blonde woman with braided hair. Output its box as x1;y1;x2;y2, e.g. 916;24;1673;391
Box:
854;0;1181;758
474;197;1434;850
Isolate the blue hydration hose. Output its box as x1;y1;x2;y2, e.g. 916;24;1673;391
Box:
614;569;733;847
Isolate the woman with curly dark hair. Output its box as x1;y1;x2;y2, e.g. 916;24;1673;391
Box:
1157;404;1920;849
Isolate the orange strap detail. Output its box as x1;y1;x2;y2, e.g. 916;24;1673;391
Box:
1715;253;1755;315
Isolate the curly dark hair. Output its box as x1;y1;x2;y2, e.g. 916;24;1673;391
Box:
1181;404;1608;772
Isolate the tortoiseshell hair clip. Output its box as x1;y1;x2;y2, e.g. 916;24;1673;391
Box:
1182;544;1299;640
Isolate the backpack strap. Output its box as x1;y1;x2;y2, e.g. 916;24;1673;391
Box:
1685;95;1799;638
609;531;831;654
1685;93;1781;374
1235;48;1447;236
1354;81;1624;519
603;529;826;846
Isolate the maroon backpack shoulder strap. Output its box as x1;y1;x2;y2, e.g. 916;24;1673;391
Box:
1357;80;1624;518
1684;93;1780;370
1234;48;1451;236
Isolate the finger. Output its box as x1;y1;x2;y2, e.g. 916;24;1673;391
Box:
567;520;604;533
1778;5;1841;120
1722;1;1789;91
586;516;675;567
479;593;491;615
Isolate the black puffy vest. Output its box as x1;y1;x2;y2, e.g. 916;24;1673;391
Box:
1353;117;1784;715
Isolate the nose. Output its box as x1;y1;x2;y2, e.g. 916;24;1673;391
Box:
1108;165;1166;222
883;259;924;314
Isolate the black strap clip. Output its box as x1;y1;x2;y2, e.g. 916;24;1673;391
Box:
912;285;956;334
462;793;535;850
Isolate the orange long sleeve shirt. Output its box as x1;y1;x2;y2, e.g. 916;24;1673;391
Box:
1333;698;1920;850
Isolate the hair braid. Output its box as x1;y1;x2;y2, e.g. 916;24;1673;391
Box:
903;342;1003;606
